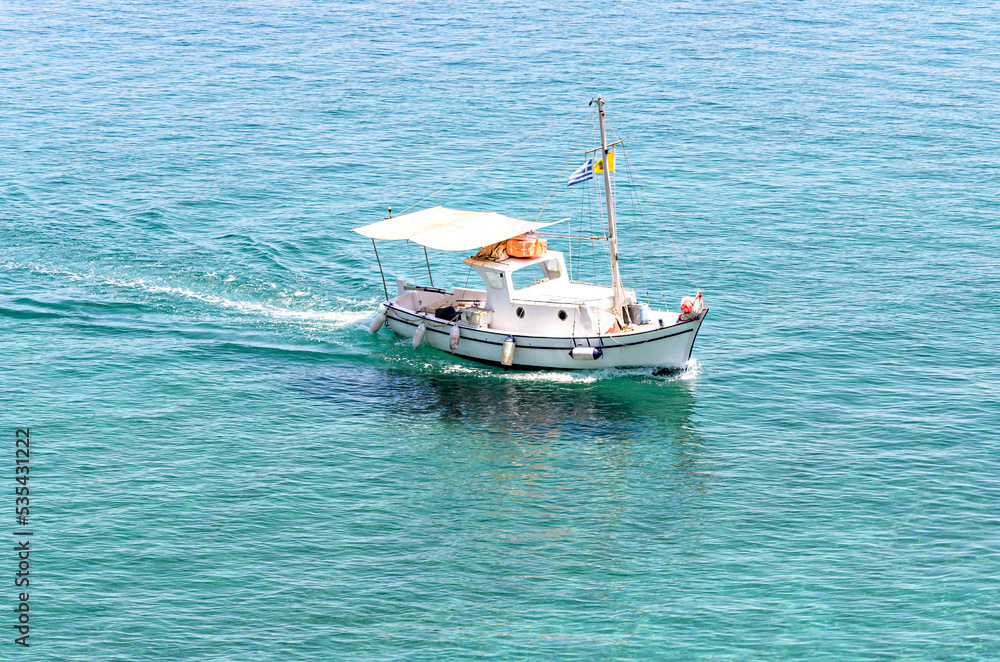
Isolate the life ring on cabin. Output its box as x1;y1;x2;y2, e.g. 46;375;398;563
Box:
506;233;548;258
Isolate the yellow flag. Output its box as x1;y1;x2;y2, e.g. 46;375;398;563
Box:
594;150;615;174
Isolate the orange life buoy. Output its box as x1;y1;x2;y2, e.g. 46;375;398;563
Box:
505;233;547;258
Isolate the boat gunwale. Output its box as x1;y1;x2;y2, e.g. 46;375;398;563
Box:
383;300;706;350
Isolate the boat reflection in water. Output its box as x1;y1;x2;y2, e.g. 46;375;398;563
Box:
296;362;717;618
296;361;710;488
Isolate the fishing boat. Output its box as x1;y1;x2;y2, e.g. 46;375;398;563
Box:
353;96;707;370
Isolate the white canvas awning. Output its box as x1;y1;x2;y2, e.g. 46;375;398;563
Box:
352;206;568;252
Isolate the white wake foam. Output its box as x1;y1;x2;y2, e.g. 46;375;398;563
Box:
102;277;376;328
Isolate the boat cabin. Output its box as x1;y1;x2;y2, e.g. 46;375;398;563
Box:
461;250;629;336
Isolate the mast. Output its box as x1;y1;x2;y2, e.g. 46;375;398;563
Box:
592;95;627;324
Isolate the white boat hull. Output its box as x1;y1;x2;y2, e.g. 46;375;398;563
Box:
383;303;705;370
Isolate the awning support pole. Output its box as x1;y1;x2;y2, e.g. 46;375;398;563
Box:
423;246;434;288
372;238;389;301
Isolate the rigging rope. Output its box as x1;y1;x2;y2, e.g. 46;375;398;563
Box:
598;172;613;287
577;117;598;283
535;108;595;223
588;121;599;284
624;157;667;309
405;239;416;283
398;107;588;215
625;169;651;306
608;119;701;293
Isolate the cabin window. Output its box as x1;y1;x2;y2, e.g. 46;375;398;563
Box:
516;307;525;318
484;271;503;289
543;259;562;280
510;263;549;290
558;310;567;321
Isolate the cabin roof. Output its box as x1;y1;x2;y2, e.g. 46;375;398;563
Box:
352;206;568;252
462;250;564;272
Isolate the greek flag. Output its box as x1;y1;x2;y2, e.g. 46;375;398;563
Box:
567;159;594;186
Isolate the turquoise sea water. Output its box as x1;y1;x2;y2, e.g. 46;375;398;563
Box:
3;1;999;659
